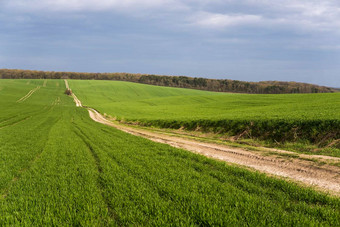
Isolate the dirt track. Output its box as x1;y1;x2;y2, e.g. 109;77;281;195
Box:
72;94;82;107
64;81;340;195
64;79;70;89
64;80;82;107
88;108;340;195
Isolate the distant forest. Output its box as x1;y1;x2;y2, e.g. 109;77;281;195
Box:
0;69;336;94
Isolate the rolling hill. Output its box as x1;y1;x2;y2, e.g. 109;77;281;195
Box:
1;79;339;225
68;80;340;153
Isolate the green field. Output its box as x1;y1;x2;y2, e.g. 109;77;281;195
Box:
1;79;339;225
69;80;340;152
69;80;340;121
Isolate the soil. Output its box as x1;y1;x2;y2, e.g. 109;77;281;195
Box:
72;94;82;107
64;79;70;89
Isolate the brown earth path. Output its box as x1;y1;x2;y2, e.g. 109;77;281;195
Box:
65;80;340;195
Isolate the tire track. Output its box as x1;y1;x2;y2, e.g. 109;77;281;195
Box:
72;125;122;224
0;117;61;200
0;116;17;125
0;116;32;130
16;86;40;103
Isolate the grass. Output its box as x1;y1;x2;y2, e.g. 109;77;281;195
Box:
68;79;340;155
0;79;339;225
68;80;340;121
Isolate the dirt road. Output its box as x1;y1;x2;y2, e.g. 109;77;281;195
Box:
64;79;70;89
72;94;82;107
64;80;82;107
88;108;340;195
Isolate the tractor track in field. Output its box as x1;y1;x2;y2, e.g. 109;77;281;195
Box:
0;116;32;130
65;80;340;195
16;86;40;103
0;116;60;200
72;124;123;224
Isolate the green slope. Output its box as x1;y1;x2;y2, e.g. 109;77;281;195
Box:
0;79;339;225
69;80;340;121
69;80;340;151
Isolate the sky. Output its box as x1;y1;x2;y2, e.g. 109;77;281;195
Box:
1;0;340;87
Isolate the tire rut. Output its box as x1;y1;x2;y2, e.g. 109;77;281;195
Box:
16;86;40;103
0;116;32;130
0;116;62;200
72;124;122;225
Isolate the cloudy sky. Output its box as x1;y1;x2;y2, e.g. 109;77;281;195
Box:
1;0;340;87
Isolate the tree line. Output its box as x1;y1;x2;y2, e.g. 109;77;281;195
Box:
0;69;336;94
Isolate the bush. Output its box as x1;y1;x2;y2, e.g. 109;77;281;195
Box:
64;89;72;95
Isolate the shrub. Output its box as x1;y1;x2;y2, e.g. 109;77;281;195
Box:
64;89;72;95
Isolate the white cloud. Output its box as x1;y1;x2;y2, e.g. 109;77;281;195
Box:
240;0;340;31
4;0;185;12
3;0;340;34
190;12;262;28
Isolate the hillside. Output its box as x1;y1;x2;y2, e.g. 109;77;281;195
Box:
68;80;340;153
69;80;340;121
0;69;336;94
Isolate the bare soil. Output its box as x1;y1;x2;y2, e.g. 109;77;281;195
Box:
64;79;70;89
72;94;82;107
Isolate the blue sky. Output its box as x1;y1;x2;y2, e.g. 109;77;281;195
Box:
1;0;340;87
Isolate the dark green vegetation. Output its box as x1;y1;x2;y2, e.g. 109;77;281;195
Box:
69;80;340;155
0;79;339;225
1;68;336;94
